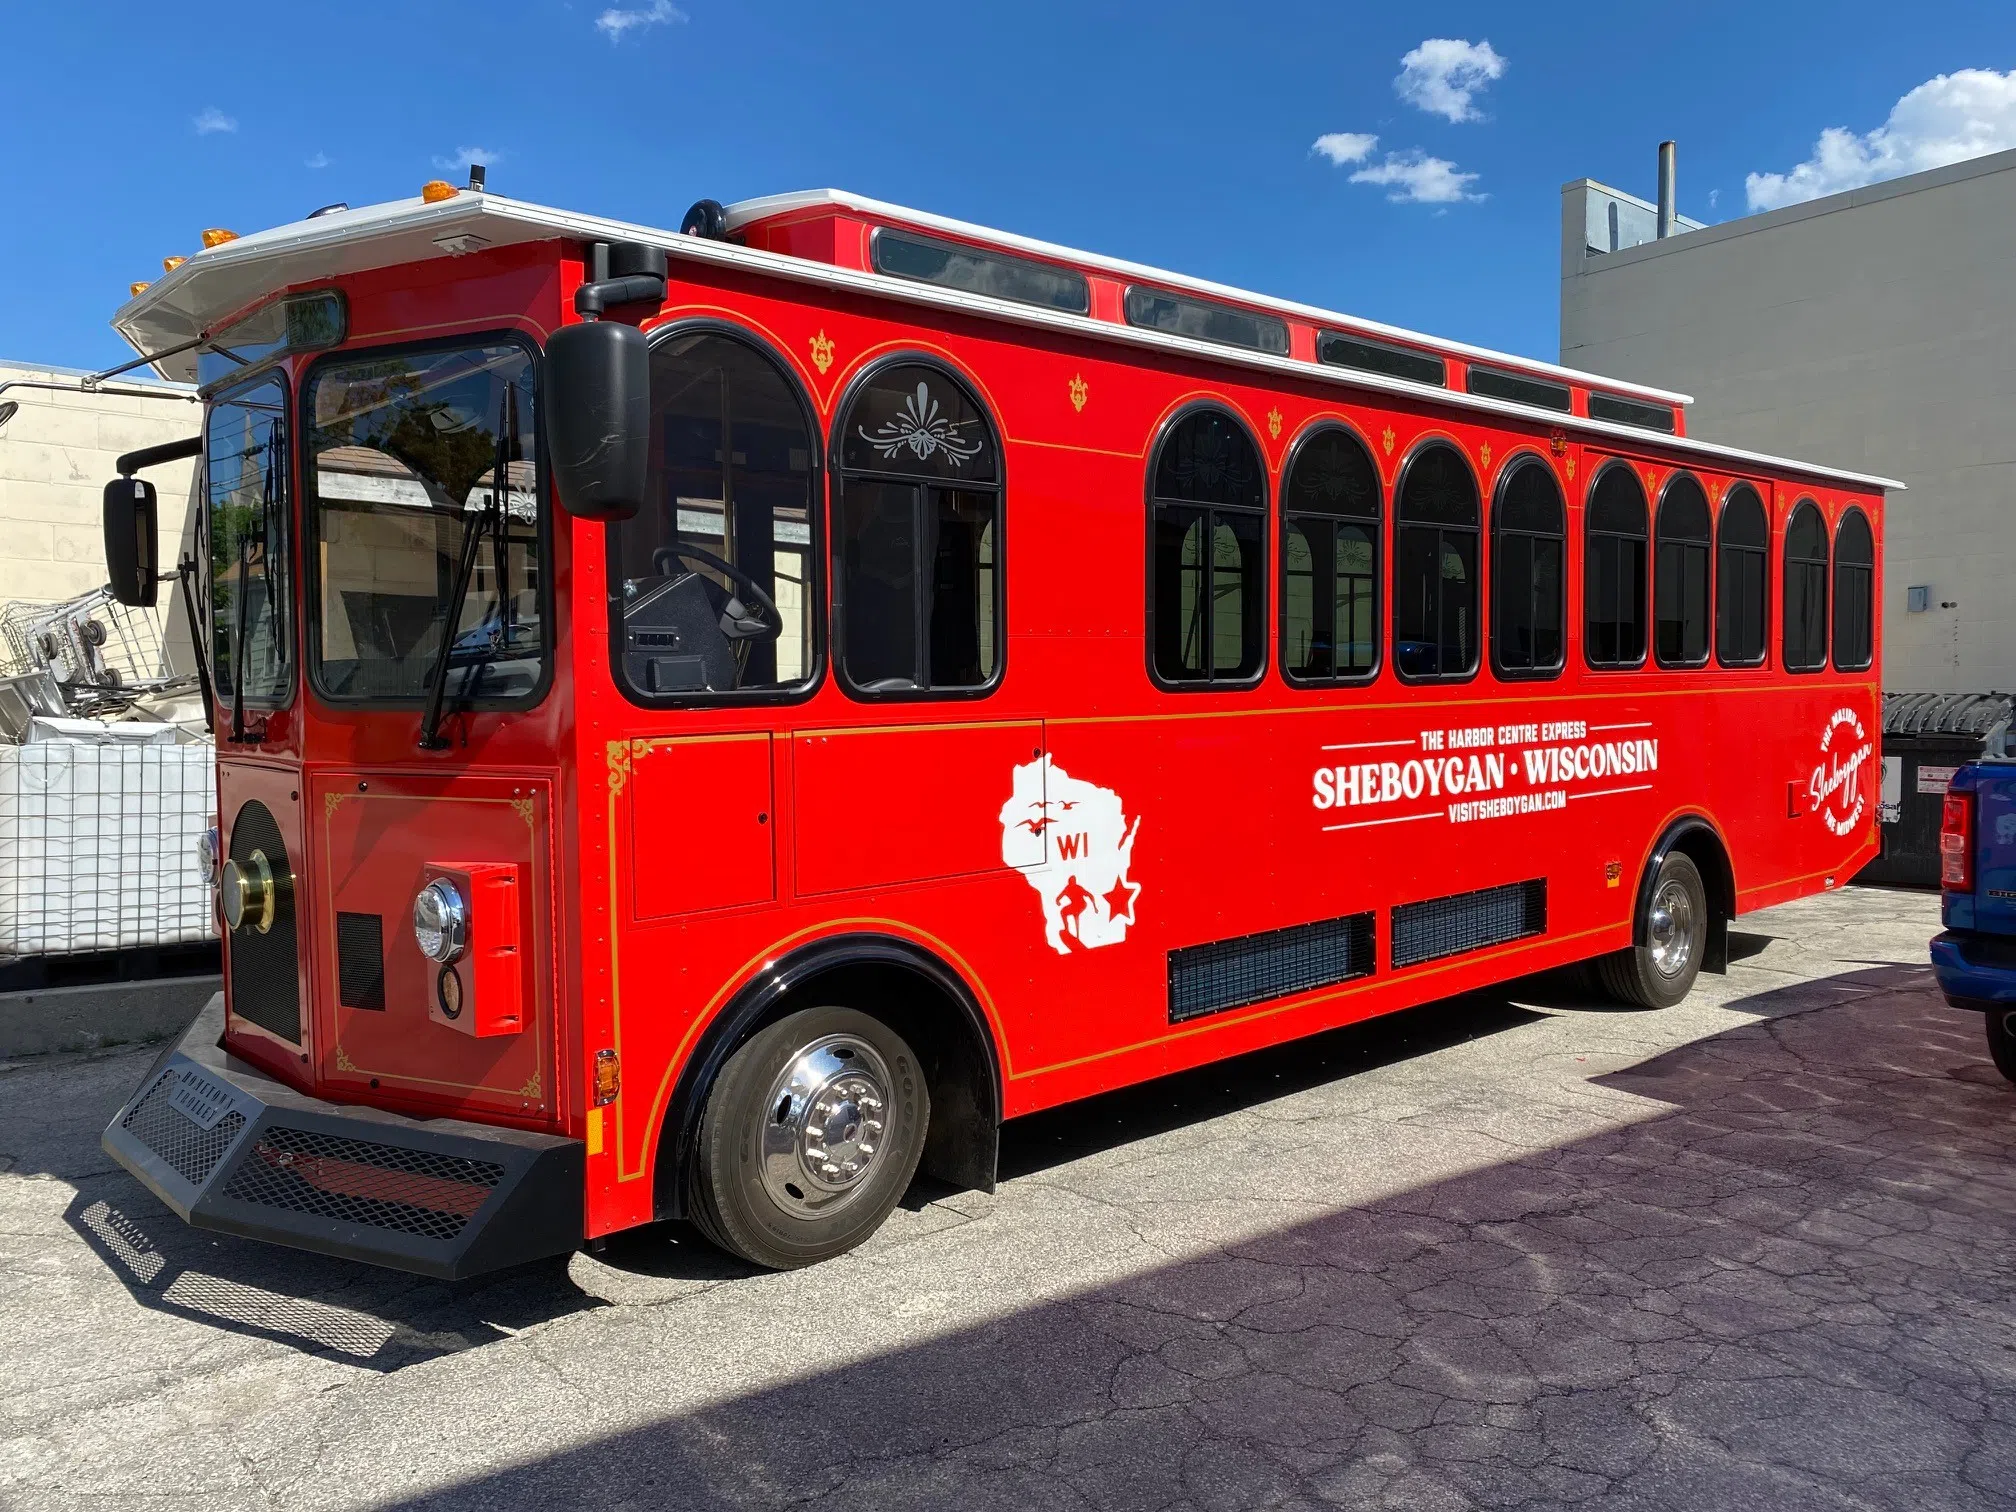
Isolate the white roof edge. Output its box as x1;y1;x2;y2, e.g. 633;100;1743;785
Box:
108;193;1901;493
721;188;1696;407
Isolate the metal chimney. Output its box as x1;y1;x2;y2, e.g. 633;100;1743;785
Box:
1656;141;1676;238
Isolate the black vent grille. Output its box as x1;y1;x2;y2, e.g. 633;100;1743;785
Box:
336;912;386;1011
227;800;300;1042
120;1071;248;1187
219;1126;505;1243
1391;879;1546;968
1169;912;1376;1024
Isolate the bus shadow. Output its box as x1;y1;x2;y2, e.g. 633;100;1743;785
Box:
351;963;2016;1511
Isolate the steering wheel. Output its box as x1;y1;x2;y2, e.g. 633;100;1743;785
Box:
651;544;783;641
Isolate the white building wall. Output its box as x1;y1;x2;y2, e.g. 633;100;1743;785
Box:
1560;148;2016;694
0;361;202;672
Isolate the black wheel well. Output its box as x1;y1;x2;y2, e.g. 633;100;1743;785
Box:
651;936;1002;1221
1634;817;1736;972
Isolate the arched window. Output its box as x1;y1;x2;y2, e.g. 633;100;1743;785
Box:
1393;444;1480;681
1783;500;1829;673
1585;464;1648;668
1490;458;1565;679
609;328;820;699
1280;425;1379;682
1715;485;1768;667
1653;475;1712;667
1833;507;1875;672
1148;407;1265;685
832;361;1002;696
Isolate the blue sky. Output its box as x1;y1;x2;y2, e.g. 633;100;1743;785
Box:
5;1;2014;374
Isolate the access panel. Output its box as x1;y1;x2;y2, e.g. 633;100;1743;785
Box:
629;733;776;919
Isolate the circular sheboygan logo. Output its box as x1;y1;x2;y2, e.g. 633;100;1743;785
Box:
1811;707;1873;837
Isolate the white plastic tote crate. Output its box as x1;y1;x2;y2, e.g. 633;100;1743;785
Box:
0;741;216;956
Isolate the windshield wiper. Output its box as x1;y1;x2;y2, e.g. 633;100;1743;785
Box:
418;389;513;750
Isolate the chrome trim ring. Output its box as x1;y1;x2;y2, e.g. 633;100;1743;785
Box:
756;1035;893;1220
413;879;469;964
1647;876;1697;979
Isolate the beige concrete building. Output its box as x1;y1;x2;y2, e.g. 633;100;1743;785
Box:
0;360;201;666
1559;149;2016;694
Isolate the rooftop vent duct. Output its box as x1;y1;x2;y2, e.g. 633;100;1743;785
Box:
1657;141;1676;239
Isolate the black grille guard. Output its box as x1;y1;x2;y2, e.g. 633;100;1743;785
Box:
102;996;583;1280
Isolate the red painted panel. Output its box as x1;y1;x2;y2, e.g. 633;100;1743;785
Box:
630;734;775;918
792;721;1046;896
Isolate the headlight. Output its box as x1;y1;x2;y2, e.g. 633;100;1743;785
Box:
414;879;468;963
195;825;220;885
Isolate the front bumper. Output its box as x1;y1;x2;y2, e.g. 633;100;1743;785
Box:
1929;929;2016;1012
102;995;583;1279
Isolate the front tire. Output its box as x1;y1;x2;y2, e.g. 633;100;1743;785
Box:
1988;1009;2016;1085
690;1006;929;1269
1597;852;1708;1009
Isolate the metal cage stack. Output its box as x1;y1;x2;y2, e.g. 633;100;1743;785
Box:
0;589;193;717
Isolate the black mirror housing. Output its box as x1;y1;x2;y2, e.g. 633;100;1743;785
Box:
102;476;159;607
544;320;649;520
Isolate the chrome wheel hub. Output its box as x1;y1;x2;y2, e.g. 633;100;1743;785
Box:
758;1036;893;1218
1647;878;1696;979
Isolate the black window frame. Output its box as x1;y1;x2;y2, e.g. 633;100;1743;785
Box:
298;328;553;713
1587;392;1677;432
1489;453;1566;682
1391;440;1483;685
1653;472;1713;670
1715;484;1770;669
1467;365;1573;413
869;227;1090;315
606;319;827;709
830;354;1006;703
1145;402;1270;690
203;367;297;709
1583;460;1649;671
1832;505;1875;673
1315;330;1447;388
1278;420;1382;687
1123;287;1290;356
1782;498;1829;674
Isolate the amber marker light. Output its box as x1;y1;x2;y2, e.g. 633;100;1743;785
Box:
162;256;187;273
129;282;150;297
421;180;459;203
200;228;239;248
593;1048;621;1106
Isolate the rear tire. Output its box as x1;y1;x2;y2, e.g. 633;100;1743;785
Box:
690;1005;929;1270
1988;1010;2016;1085
1597;852;1708;1009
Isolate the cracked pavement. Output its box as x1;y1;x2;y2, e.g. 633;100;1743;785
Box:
3;886;2013;1510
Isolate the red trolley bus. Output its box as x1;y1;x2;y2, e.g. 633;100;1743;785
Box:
98;180;1896;1276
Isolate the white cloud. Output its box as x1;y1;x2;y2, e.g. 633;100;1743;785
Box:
1707;187;1720;211
1394;38;1505;124
305;151;331;170
1746;68;2016;212
596;0;686;41
1349;149;1483;204
193;107;237;135
433;146;503;173
1311;132;1378;166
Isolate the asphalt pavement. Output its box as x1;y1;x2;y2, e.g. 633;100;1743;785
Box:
2;885;2012;1511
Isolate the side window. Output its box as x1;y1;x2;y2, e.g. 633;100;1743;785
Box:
1832;506;1874;672
835;363;1002;696
1490;458;1565;679
205;374;292;704
1585;464;1648;668
1653;474;1712;667
1783;500;1829;673
1715;485;1769;667
611;329;819;699
1280;425;1379;683
1393;444;1480;681
1148;407;1266;685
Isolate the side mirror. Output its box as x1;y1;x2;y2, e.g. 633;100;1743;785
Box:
102;476;159;608
544;320;649;520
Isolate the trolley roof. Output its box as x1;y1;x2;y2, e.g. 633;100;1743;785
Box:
109;188;1905;494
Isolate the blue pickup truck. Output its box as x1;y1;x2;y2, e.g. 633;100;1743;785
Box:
1930;754;2016;1083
